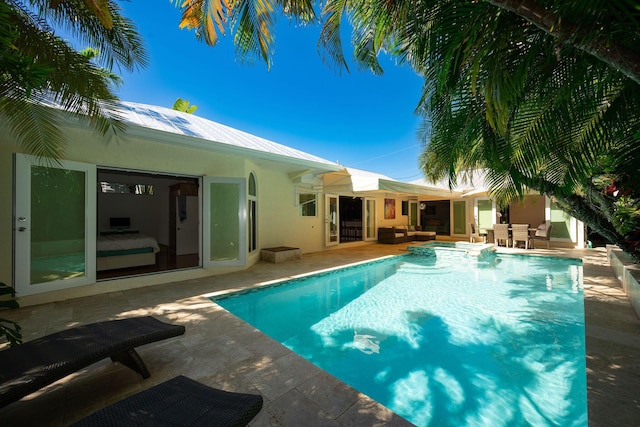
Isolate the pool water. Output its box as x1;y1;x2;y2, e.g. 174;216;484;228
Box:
213;252;587;426
408;241;496;258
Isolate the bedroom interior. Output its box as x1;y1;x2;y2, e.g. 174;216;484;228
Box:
97;169;200;279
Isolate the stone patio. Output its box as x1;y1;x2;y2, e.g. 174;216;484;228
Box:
0;244;638;426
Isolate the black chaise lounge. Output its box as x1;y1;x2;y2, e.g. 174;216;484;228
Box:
71;375;264;427
0;316;185;409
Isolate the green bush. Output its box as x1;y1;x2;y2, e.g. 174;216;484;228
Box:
0;282;22;347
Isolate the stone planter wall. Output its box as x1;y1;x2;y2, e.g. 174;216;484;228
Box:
607;245;640;318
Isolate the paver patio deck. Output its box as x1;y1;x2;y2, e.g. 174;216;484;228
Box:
0;244;638;426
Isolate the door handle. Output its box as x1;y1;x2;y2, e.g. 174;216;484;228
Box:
18;227;26;232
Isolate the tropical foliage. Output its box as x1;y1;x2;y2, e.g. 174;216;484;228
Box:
0;282;21;347
1;0;147;159
173;0;640;257
172;97;198;114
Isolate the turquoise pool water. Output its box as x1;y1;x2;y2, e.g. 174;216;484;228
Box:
213;252;587;426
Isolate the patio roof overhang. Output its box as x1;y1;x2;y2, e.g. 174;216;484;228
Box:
322;168;461;199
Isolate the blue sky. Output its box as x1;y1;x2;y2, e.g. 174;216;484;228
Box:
114;2;426;181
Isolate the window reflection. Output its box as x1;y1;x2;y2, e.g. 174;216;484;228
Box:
99;182;154;195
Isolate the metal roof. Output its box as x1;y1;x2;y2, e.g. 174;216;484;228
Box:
114;102;341;171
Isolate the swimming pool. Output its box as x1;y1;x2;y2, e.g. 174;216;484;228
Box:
213;251;587;426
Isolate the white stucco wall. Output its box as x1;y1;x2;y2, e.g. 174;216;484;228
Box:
255;167;326;254
0;119;333;304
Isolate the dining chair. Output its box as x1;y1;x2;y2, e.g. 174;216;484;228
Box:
532;223;553;249
493;223;510;247
511;224;530;249
469;223;481;243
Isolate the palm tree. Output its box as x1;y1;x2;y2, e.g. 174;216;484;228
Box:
397;2;640;243
1;0;147;158
172;0;640;256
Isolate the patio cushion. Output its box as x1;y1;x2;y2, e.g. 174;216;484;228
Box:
535;223;548;237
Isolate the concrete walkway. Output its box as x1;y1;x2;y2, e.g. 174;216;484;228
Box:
0;244;638;426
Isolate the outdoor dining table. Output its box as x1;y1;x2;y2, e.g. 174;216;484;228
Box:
483;227;538;244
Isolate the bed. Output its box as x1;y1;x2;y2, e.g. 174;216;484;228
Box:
97;232;160;271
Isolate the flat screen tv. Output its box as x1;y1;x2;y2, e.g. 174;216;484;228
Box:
109;217;131;229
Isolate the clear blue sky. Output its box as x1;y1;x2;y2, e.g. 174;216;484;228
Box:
114;2;426;181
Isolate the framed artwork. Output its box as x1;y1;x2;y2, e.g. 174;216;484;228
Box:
384;198;396;219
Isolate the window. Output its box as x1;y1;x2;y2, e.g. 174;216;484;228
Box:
248;173;257;252
299;193;317;216
99;181;154;195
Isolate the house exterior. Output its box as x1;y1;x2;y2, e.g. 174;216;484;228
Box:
410;176;586;248
1;102;584;306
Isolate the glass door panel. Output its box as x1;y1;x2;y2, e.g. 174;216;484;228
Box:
453;201;467;235
365;198;376;240
409;201;418;228
14;154;96;296
550;201;573;240
202;177;246;267
477;199;493;232
325;194;339;246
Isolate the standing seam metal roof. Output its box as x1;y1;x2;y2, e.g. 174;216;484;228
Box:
117;102;339;168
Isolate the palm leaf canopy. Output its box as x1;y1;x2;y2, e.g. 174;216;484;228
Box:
1;0;148;158
171;0;317;68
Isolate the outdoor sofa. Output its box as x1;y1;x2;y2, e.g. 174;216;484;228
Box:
0;316;185;409
378;226;436;244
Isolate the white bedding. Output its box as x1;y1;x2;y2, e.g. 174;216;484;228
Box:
97;233;160;253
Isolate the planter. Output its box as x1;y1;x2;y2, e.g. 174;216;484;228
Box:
607;245;640;318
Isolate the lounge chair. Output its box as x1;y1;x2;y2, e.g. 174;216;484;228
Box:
0;316;185;409
71;375;264;427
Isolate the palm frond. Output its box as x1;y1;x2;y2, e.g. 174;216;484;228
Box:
29;0;148;71
318;0;350;71
2;0;131;157
171;0;316;67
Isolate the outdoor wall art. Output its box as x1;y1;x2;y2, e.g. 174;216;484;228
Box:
384;198;396;219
